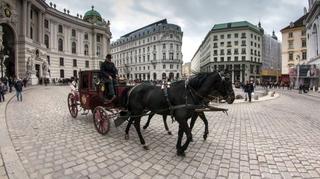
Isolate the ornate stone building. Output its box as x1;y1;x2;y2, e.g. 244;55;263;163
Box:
111;19;183;81
0;0;111;83
192;21;264;83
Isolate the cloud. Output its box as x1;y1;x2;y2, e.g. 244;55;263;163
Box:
50;0;308;62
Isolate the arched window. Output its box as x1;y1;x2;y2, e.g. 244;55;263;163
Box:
84;33;88;40
58;38;63;51
44;34;49;48
84;44;89;56
72;42;77;54
58;25;63;33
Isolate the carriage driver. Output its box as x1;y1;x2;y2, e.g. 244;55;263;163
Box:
100;54;118;102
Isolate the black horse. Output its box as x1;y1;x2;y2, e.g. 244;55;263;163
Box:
124;71;235;156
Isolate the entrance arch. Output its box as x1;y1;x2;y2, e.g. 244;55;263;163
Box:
0;23;16;78
169;72;174;81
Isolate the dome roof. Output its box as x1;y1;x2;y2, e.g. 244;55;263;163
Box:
83;6;102;23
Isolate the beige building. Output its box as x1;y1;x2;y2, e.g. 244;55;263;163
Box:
192;21;264;83
0;0;111;83
182;62;191;79
280;14;308;75
111;19;183;81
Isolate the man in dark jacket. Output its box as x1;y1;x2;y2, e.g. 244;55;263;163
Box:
100;54;118;101
14;78;23;101
244;81;254;102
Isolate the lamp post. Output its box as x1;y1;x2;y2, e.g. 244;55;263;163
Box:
295;55;301;89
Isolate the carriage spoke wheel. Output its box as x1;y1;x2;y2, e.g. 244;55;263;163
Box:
67;93;78;118
93;106;110;135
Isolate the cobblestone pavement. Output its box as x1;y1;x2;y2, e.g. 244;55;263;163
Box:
5;86;320;179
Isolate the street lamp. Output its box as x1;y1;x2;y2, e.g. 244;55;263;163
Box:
295;55;301;89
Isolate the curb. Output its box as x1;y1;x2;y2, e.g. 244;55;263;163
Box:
0;87;37;179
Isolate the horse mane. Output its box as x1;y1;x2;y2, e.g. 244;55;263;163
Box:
188;71;218;90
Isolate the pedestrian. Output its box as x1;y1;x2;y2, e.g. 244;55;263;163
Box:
8;77;13;93
0;80;5;102
14;78;23;102
244;81;254;102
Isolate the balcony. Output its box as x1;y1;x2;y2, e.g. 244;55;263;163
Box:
241;36;246;39
151;60;157;64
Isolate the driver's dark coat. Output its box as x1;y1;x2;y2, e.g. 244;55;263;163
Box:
100;60;118;79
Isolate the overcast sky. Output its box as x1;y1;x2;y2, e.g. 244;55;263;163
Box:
51;0;308;63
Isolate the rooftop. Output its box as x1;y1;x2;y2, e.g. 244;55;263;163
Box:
121;19;168;38
212;21;263;34
281;13;308;31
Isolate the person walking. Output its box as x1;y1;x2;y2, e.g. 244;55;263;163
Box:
14;78;23;102
0;81;5;102
244;81;254;102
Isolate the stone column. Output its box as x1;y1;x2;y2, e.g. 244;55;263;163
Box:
22;0;27;36
38;11;43;43
26;1;30;38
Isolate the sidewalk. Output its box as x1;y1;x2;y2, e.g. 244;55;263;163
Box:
0;87;35;179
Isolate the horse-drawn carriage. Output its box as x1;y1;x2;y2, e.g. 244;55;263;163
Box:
67;70;130;135
67;69;235;156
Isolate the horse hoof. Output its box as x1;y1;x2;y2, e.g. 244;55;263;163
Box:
143;145;149;150
177;150;186;157
203;135;207;141
167;131;172;135
124;134;129;140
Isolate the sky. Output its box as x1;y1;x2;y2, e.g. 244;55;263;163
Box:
50;0;309;63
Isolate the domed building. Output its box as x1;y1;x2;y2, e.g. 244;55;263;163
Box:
0;0;112;84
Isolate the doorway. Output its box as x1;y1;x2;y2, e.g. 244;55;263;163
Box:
1;23;16;78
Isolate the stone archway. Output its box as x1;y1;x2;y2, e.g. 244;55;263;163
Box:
0;23;16;78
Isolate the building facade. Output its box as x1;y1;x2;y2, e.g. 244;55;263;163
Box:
0;0;111;82
261;32;281;82
110;19;183;81
304;0;320;90
182;62;191;79
281;14;308;75
192;21;263;83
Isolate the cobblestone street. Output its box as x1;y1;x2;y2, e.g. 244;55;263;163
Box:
4;86;320;179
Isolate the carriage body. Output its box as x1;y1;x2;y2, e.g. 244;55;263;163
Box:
67;70;131;134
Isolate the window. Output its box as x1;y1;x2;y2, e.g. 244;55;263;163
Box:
153;54;156;60
213;50;218;55
250;65;254;73
163;64;166;69
213;43;218;48
72;29;76;37
302;51;307;60
170;64;173;69
241;40;246;46
220;57;224;62
170;34;173;38
170;43;173;49
227;34;231;39
85;60;89;68
301;30;306;36
234;41;238;46
213;35;218;41
241;33;246;38
58;38;63;51
44;19;49;28
227;49;231;55
73;59;77;67
241;48;246;54
169;53;174;60
72;42;77;54
302;39;306;47
163;44;166;49
163;53;166;60
60;57;64;66
97;34;101;42
220;42;224;47
84;33;88;40
289;32;293;38
214;57;217;62
84;44;89;55
60;69;64;78
234;33;238;38
30;27;33;39
227;41;231;47
176;44;179;51
241;56;246;61
44;34;49;48
97;46;101;56
220;34;224;39
47;56;50;65
289;52;293;61
227;57;231;61
234;49;239;55
288;40;294;49
234;56;239;61
73;70;77;78
220;49;224;55
58;25;63;33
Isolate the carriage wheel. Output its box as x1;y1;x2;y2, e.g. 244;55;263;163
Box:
93;106;111;135
68;93;78;118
